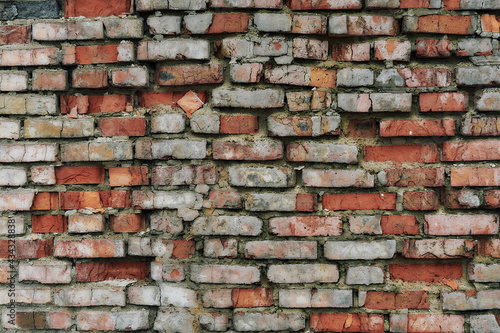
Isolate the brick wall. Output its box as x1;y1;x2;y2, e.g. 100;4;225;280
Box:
0;0;499;331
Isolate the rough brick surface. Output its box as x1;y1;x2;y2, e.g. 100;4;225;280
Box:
0;2;495;332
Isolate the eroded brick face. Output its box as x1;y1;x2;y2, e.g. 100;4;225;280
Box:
0;1;496;332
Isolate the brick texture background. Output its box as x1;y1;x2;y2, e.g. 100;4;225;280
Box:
0;0;499;331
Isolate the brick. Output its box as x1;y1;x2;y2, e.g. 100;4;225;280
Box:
442;189;481;209
204;239;238;258
478;238;500;257
0;216;24;235
329;15;399;36
152;166;217;185
3;310;72;330
398;68;451;87
67;213;104;233
456;66;500;86
77;310;149;331
103;18;143;38
362;291;429;309
287;142;357;163
267;264;338;284
280;289;352;308
210;0;282;7
0;190;35;211
60;190;130;210
462;117;500;136
0;286;51;304
403;239;475;258
443;290;500;311
65;0;131;17
270;216;342;236
60;95;132;114
0;239;53;259
148;15;181;35
231;288;273;307
191;265;260;284
234;313;305;332
481;14;500;34
192;216;262;236
424;214;498;235
19;262;71;284
419;92;468;112
390;263;462;282
229;167;294;187
151;112;185;133
137;40;210;61
132;190;199;209
265;66;336;88
470;315;500;333
442;141;500;161
365;144;439;163
458;38;493;56
0;167;26;186
213;140;283;160
109;213;145;233
0;25;31;45
404;314;464;333
403;191;439;211
346;266;384;285
469;263;500;282
154;309;195;332
54;239;125;258
108;166;148;187
230;63;263;83
32;21;104;41
208;190;242;209
61;141;133;162
332;43;370;61
54;166;104;185
288;0;361;9
374;40;411;61
31;192;59;210
368;0;440;8
381;119;455;137
337;68;373;87
216;37;253;58
202;289;232;308
220;115;258;134
151;262;185;281
323;193;396;211
325;240;396;260
476;90;500;111
293;38;328;60
349;215;382;235
268;116;339;137
416;39;453;58
303;169;374;188
245;241;317;259
338;93;412;112
98;117;146;137
451;167;500;186
54;286;125;306
0;143;58;163
128;285;160;306
292;15;327;34
72;68;107;88
346;120;377;138
74;43;134;64
0;47;60;66
0;119;20;139
199;313;228;331
405;15;474;34
111;67;148;87
0;71;27;91
212;88;284;108
379;168;445;187
245;193;315;212
254;13;291;32
32;215;67;233
310;313;384;333
156;65;223;86
136;139;207;160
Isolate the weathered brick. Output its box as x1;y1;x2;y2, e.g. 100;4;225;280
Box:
220;115;258;134
3;310;72;330
33;21;104;41
403;239;475;258
32;215;67;233
425;214;498;235
74;43;134;64
208;190;242;209
381;119;455;137
213;140;283;160
346;266;384;285
210;0;282;8
403;191;439;211
0;71;27;91
0;167;26;186
476;89;500;111
0;190;35;211
469;263;500;282
204;239;238;258
192;216;262;236
398;68;452;87
234;312;305;332
303;169;374;188
270;216;342;236
470;315;500;333
462;117;500;136
132;190;200;210
349;215;382;235
109;166;148;186
229;167;295;187
212;88;284;108
404;15;475;34
245;193;316;212
325;240;396;260
288;0;361;9
361;290;429;309
103;18;143;38
379;168;445;187
61;141;132;161
292;15;327;34
332;43;370;61
293;38;328;60
287;142;358;163
442;140;500;161
245;241;317;259
54;239;125;258
419;92;468;112
156;65;223;86
443;290;500;310
0;25;31;45
0;47;60;66
110;213;145;232
0;239;53;259
416;38;453;58
310;313;384;333
19;262;71;284
323;193;396;211
191;265;260;284
137;40;210;61
456;66;500;86
280;289;352;308
65;0;132;17
148;15;181;35
77;310;149;331
329;15;399;36
230;63;263;83
152;166;217;185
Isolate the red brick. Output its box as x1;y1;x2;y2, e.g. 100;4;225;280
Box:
31;192;59;210
232;288;273;307
400;0;436;8
322;193;396;211
485;190;500;208
346;119;377;138
287;0;362;9
208;190;242;209
390;263;463;283
270;216;342;236
32;70;67;91
32;215;67;233
481;14;500;33
416;39;453;58
345;15;399;36
59;191;131;210
110;213;145;232
332;43;370;62
442;141;500;161
381;215;419;235
98;117;146;137
76;261;149;281
380;119;455;137
75;45;120;64
382;168;445;187
109;166;149;186
478;238;500;257
296;193;317;212
407;314;464;333
54;239;124;258
403;239;475;258
138;91;208;108
419;92;468;112
310;313;384;333
364;144;439;163
363;291;429;309
398;68;451;87
451;167;500;187
220;115;259;134
156;65;223;86
65;0;132;17
171;240;196;258
60;95;132;114
72;69;108;88
55;166;105;185
0;239;53;259
208;13;249;33
374;40;411;61
442;189;481;209
0;25;31;45
414;15;474;35
112;67;148;87
443;0;460;9
403;191;439;211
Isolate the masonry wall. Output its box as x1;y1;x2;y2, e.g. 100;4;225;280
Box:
0;0;499;331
